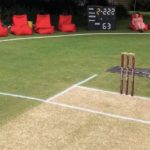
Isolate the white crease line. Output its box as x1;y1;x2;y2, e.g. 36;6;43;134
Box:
0;91;150;125
46;74;97;102
77;86;150;101
1;32;150;43
0;92;44;102
46;86;76;102
48;101;150;125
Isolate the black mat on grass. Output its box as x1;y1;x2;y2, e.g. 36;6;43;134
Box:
107;66;150;78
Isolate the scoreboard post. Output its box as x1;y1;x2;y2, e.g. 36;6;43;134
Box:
87;5;116;30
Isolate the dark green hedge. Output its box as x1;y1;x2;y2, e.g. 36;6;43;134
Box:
130;0;150;11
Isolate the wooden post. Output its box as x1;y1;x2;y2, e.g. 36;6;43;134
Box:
125;54;129;95
120;53;124;94
131;55;135;96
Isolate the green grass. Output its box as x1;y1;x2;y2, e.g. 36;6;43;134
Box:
0;33;150;127
0;96;40;126
129;11;150;16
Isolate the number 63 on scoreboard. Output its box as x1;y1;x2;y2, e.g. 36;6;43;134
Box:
102;23;112;30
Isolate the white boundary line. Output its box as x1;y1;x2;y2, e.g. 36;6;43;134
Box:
77;86;150;101
46;74;97;102
0;91;150;125
1;32;150;43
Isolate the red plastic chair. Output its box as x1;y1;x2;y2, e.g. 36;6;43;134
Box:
11;15;32;35
58;15;76;32
35;14;54;34
0;20;8;37
130;14;148;31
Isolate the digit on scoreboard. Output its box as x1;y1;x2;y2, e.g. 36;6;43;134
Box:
87;5;116;30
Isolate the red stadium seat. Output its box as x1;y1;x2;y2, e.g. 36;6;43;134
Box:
0;20;8;37
35;14;54;34
58;15;76;32
130;14;148;31
11;15;32;35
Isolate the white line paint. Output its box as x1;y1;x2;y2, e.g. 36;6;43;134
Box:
0;32;150;43
46;74;97;102
46;86;77;102
77;86;150;101
0;92;44;102
0;91;150;125
48;101;150;125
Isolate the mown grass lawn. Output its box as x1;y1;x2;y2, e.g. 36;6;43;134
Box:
0;33;150;126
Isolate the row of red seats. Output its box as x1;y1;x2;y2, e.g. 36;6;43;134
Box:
0;14;76;37
0;20;8;36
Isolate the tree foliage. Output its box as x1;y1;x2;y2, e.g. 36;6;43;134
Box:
130;0;150;11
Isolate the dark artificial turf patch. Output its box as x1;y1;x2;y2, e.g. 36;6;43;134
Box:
107;66;150;78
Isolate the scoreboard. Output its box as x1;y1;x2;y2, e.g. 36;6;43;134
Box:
87;5;116;30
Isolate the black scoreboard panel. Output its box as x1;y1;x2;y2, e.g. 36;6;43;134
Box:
87;5;116;30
